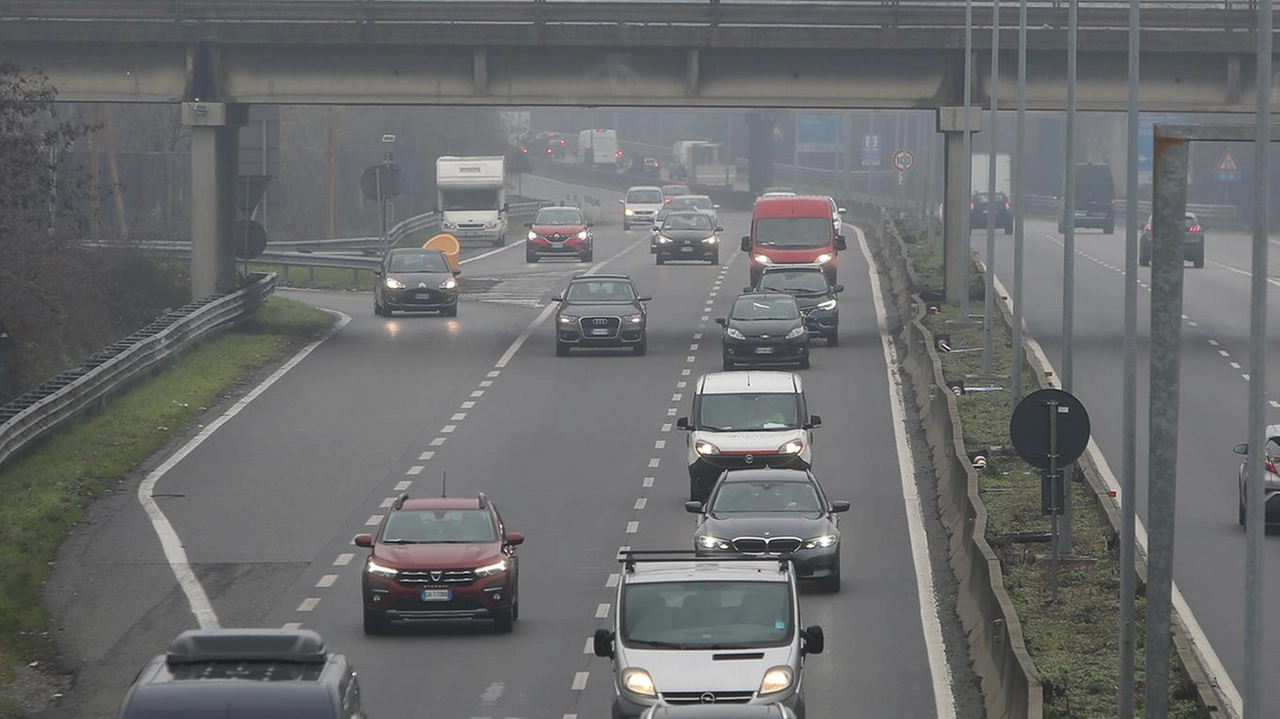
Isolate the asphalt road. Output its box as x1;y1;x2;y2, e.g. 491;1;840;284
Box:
42;175;962;719
975;219;1280;712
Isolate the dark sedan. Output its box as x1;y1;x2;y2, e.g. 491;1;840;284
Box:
1139;211;1204;268
718;293;810;370
553;274;651;356
749;264;842;346
970;192;1013;234
655;212;723;265
373;248;461;317
687;467;849;591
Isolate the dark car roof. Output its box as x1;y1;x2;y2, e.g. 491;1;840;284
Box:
720;468;813;484
401;497;488;511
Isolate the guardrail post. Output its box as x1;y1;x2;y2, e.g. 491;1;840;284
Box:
309;266;316;284
352;268;359;285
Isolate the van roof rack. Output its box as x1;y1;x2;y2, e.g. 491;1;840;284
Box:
616;549;790;573
166;629;327;665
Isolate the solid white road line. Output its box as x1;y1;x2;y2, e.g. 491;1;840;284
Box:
137;309;353;630
989;269;1243;718
853;225;957;719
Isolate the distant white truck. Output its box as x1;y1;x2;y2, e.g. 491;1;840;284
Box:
672;140;736;188
436;155;508;247
578;129;620;167
971;153;1011;197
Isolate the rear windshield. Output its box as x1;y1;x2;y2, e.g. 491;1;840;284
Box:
697;392;800;431
621;581;794;650
628;189;663;204
753;217;831;249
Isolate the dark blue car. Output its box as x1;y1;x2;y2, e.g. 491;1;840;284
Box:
747;264;842;346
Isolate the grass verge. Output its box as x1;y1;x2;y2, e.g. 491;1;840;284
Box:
0;296;332;714
895;226;1206;718
249;264;376;292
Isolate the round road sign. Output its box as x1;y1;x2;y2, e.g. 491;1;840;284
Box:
892;149;915;173
234;220;268;260
1009;388;1092;470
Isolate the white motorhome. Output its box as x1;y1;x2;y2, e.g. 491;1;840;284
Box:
578;129;620;167
678;141;736;188
436;156;508;247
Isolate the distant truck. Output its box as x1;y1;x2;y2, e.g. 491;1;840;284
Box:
436;155;508;247
971;153;1011;197
672;140;736;188
578;128;621;167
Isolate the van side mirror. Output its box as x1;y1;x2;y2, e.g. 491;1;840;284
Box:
832;284;844;293
619;199;626;204
838;207;847;214
740;236;752;252
586;222;594;228
835;235;848;251
743;286;754;293
638;295;652;302
676;416;691;430
713;204;721;209
593;629;615;658
801;625;825;655
684;501;703;514
806;414;822;428
353;534;374;548
1233;442;1250;455
830;500;851;514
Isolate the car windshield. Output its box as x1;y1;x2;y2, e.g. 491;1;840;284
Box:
663;214;713;231
621;581;793;650
672;196;713;210
697;392;799;431
387;251;449;273
710;481;823;514
758;270;829;295
731;296;800;321
628;189;663;204
381;509;496;544
565;280;636;303
753;217;832;249
663;185;691;196
535;208;584;225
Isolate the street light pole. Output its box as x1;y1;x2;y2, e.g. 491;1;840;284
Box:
1012;0;1027;409
1057;0;1079;555
961;0;974;320
982;0;1001;375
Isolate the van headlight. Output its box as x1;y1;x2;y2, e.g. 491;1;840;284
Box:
474;559;508;577
785;326;806;339
753;254;772;265
621;668;657;697
439;278;458;290
657;235;672;244
558;314;579;324
625;208;636;216
694;440;721;456
365;558;399;579
384;277;406;289
815;298;837;311
814;253;833;264
759;666;794;695
697;535;731;550
802;534;838;549
776;440;804;455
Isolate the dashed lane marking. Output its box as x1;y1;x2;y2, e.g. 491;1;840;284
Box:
419;451;435;461
471;390;485;398
316;574;337;588
394;480;412;491
595;604;611;618
606;573;620;587
648;458;661;468
583;637;594;654
643;477;655;488
654;440;666;449
682;369;691;376
282;622;302;630
442;425;457;433
365;515;381;526
334;553;353;566
462;401;477;409
407;466;424;475
297;598;320;612
1209;340;1220;346
667;408;678;416
572;672;590;691
487;370;501;378
672;393;682;401
430;437;447;446
479;380;494;388
451;413;467;421
380;497;395;508
1231;362;1242;369
634;498;647;510
661;423;673;432
1220;350;1231;357
626;521;639;533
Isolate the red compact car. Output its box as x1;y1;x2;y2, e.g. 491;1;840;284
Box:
525;205;594;263
354;493;524;634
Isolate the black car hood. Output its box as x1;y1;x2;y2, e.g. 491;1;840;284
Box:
701;513;830;539
560;302;639;317
728;317;802;337
660;229;717;242
387;270;452;286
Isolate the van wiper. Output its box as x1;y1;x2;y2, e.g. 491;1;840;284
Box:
628;639;688;649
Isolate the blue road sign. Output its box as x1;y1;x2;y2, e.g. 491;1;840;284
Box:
797;114;842;148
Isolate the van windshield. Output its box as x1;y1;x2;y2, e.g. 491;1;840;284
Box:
621;581;794;650
754;217;831;249
697;393;799;431
442;189;499;212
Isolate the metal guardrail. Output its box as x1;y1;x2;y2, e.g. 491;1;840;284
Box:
0;272;277;471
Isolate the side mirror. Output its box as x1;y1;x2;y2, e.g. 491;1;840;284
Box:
551;293;564;302
832;284;844;293
715;227;725;233
506;531;525;546
714;317;727;326
838;207;847;214
452;269;462;276
523;222;533;229
676;416;691;430
684;501;703;514
830;500;851;514
835;235;848;251
618;199;626;204
1233;442;1250;455
806;414;823;428
638;295;652;302
502;203;510;213
742;286;754;293
586;222;594;228
372;270;383;277
740;236;752;252
802;626;825;655
353;534;374;548
713;204;721;209
593;629;615;658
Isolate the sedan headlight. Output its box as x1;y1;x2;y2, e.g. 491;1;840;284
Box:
527;231;538;241
384;277;406;289
623;314;644;324
694;440;721;456
622;668;657;697
474;559;508;577
558;314;579;324
785;326;806;339
624;208;635;216
759;666;794;695
726;327;746;340
577;230;589;240
814;253;834;264
815;298;837;311
657;235;673;244
365;558;399;579
802;534;839;549
697;535;731;551
702;236;719;244
777;439;804;455
439;278;458;290
753;254;773;265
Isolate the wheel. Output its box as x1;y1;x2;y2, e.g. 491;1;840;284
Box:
1004;224;1013;235
710;251;720;265
827;329;839;347
581;248;593;263
1193;253;1205;269
494;233;506;247
374;300;384;316
656;254;666;265
1058;222;1066;234
819;560;842;593
1139;253;1151;267
690;474;712;503
493;607;514;634
512;599;520;622
722;355;734;371
623;220;630;230
798;354;811;370
363;610;388;635
633;336;648;356
383;306;395;317
556;340;570;357
526;250;538;263
441;303;458;317
1104;221;1116;235
611;700;627;719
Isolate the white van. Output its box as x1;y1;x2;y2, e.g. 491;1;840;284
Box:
676;371;820;502
622;185;666;230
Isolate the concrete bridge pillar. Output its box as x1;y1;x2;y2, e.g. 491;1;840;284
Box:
183;102;248;299
937;107;982;305
746;111;775;194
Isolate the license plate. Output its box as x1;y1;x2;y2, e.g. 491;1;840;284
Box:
591;328;611;336
755;347;774;354
421;589;451;602
681;246;694;252
1074;211;1088;217
414;292;432;299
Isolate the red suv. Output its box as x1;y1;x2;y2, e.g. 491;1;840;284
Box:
354;493;524;634
525;205;593;263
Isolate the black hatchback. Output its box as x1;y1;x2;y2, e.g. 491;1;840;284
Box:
655;211;723;265
553;274;651;356
718;292;810;370
373;248;461;317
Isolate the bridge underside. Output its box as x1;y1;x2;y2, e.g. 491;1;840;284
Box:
4;41;1272;113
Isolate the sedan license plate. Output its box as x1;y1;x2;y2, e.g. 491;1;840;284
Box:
591;328;611;336
755;346;774;354
680;246;694;252
421;589;451;602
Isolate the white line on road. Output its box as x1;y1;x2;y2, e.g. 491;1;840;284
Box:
334;553;353;566
634;498;647;510
394;480;412;491
595;603;611;618
297;598;320;612
462;401;476;409
606;573;620;587
418;451;435;460
1208;339;1219;346
693;333;702;339
451;413;467;421
471;390;486;397
583;637;594;654
380;497;395;508
442;424;457;433
682;368;691;376
648;458;660;468
672;393;682;401
366;515;382;526
282;622;302;630
667;408;677;416
643;477;654;488
487;370;501;378
1220;350;1231;357
661;423;672;432
316;574;337;588
572;672;590;691
407;465;424;475
854;225;956;719
479;380;493;388
431;437;447;446
1231;362;1242;369
136;309;353;630
626;521;639;533
654;440;666;449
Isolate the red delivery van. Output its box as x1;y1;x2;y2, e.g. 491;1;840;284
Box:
741;195;847;285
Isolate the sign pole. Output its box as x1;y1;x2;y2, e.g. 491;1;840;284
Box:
1048;398;1060;603
1058;0;1079;555
961;0;974;321
982;0;1001;375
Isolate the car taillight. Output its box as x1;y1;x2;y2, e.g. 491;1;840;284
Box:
1267;459;1278;475
969;202;975;209
1188;225;1201;233
1145;224;1152;231
1004;202;1010;210
559;139;566;145
521;147;529;154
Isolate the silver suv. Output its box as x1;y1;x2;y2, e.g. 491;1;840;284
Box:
1232;425;1280;527
593;550;824;719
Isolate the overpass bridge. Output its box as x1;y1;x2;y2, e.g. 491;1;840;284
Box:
0;0;1272;298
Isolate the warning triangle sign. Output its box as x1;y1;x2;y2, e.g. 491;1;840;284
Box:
1216;149;1240;173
